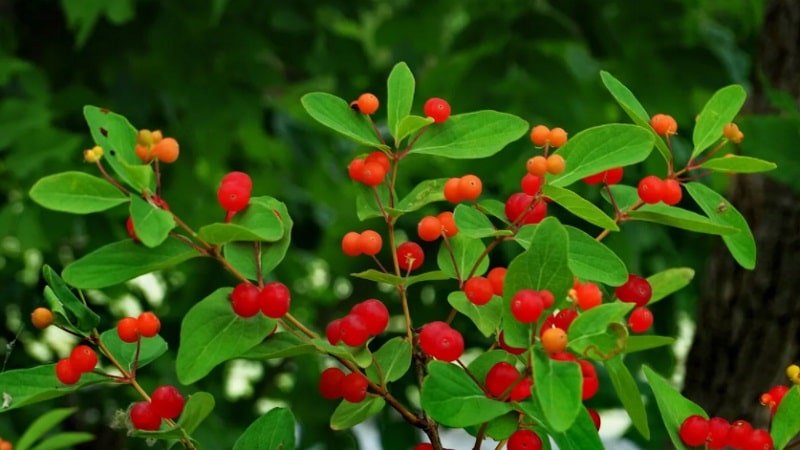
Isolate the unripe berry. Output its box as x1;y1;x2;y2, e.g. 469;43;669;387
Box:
397;241;424;272
137;312;161;338
423;97;451;123
356;93;379;115
360;161;386;186
347;158;366;182
259;281;291;319
436;211;458;237
117;317;140;343
135;144;154;163
31;307;53;329
458;175;482;201
365;151;390;174
529;125;550;147
319;367;345;400
443;177;463;203
341;231;362;256
548;128;568;148
55;358;81;385
152;137;179;163
650;113;678;136
574;281;603;310
541;327;568;354
723;122;744;143
150;385;185;419
546;154;566;174
526;156;548;176
464;276;494;306
130;401;162;431
341;372;369;403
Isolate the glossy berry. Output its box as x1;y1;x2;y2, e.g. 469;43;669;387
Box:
548;128;568;148
419;322;463;362
342;231;362;256
351;299;389;336
521;174;543;196
541;327;568;354
152;137;179;163
341;372;369;403
458;175;482;201
55;358;81;385
530;125;550;146
650;113;678;136
662;179;683;206
347;158;366;182
629;307;654;333
487;267;507;296
325;319;342;345
679;415;710;447
615;274;652;306
319;367;345;400
126;216;139;242
437;211;458;237
509;377;533;401
31;307;53;329
588;408;601;431
130;401;162;431
761;385;790;415
505;193;547;225
221;171;252;191
358;230;383;256
604;167;624;185
418;216;443;242
510;289;544;324
579;359;599;400
723;122;744;143
150;385;185;419
360;161;387;186
485;361;519;398
217;181;251;212
69;345;98;373
424;97;451;123
745;429;773;450
498;330;526;355
365;151;390;174
507;429;543;450
574;281;603;310
464;276;494;306
339;314;370;347
553;308;578;330
443;177;463;203
708;417;731;449
117;317;140;343
260;281;291;318
637;176;665;204
137;312;161;338
230;282;261;318
526;156;548;176
397;241;424;272
419;322;450;353
356;93;379;115
728;420;754;449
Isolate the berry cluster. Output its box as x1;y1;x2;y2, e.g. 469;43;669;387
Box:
443;174;483;203
418;321;464;362
319;367;370;403
679;415;773;449
504;192;547;225
615;274;654;333
417;211;458;241
130;385;185;431
116;312;162;343
31;307;53;330
135;129;180;164
326;299;389;347
229;281;291;319
637;175;682;205
529;124;568;148
348;151;390;186
217;171;253;215
570;279;603;311
55;344;98;385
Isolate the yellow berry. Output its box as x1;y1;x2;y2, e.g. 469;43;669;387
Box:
787;364;800;381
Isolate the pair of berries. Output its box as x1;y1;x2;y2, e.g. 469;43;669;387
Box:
130;385;185;431
583;167;624;185
326;299;389;347
615;274;654;333
650;114;678;137
443;175;483;203
679;415;773;449
723;122;744;143
31;307;54;330
83;145;104;163
229;281;291;319
508;429;543;450
529;125;568;148
510;289;554;324
485;362;532;401
341;230;383;257
135;129;180;164
419;321;464;362
526;154;566;177
55;345;99;385
760;385;790;415
637;176;682;205
505;192;548;225
464;270;507;306
348;151;390;187
217;171;253;214
417;212;458;242
117;312;161;343
787;364;800;385
318;367;369;403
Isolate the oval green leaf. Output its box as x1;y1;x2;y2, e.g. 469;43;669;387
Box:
564;226;628;286
130;195;174;248
627;205;739;235
83;106;144;191
533;347;582;433
454;204;502;239
240;333;315;360
543;185;618;231
29;171;128;214
447;291;502;338
436;234;490;280
410;110;528;159
330;397;385;430
233;407;296;450
395;115;433;144
648;267;694;304
14;407;79;450
396;178;447;213
387;62;415;140
366;337;412;384
0;365;108;413
771;386;800;450
691;85;747;159
301;92;388;150
198;197;284;245
624;335;675;353
643;365;707;450
42;265;100;332
700;155;777;174
99;329;167;372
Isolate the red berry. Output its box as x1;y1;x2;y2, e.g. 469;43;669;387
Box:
319;367;345;400
604;167;624;185
464;276;494;306
341;231;362;256
745;429;773;450
417;216;443;242
650;113;678;136
509;377;533;401
628;306;654;333
356;93;379;115
615;274;652;306
259;281;291;319
507;429;543;450
582;172;606;185
728;420;754;449
360;161;387;186
358;230;383;256
574;281;603;310
510;289;545;323
708;417;731;449
217;181;251;212
55;358;81;385
397;241;424;272
588;408;601;430
339;314;369;347
137;312;161;338
662;179;683;206
69;345;98;373
413;444;434;450
230;282;261;318
117;317;140;343
498;330;526;355
126;216;139;242
505;193;547;225
579;359;599;400
419;322;450;353
437;211;458;237
485;362;519;398
365;151;390;174
637;176;665;204
553;308;578;331
150;385;185;419
130;401;162;431
443;177;463;203
423;97;451;123
521;174;544;196
487;267;507;297
325;319;342;345
221;171;252;191
347;158;366;182
679;415;710;447
539;290;555;309
350;299;389;336
419;322;463;362
341;372;369;403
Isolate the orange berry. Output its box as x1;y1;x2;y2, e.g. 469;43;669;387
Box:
137;312;161;338
0;440;11;450
530;125;550;146
342;231;362;256
443;177;463;203
548;127;568;147
358;230;383;256
135;144;154;163
117;317;140;343
541;327;568;354
31;307;53;330
151;130;163;143
417;216;443;242
723;123;744;143
152;137;180;163
360;161;386;186
458;175;482;201
526;156;548;176
365;151;390;174
487;267;507;296
436;211;458;237
356;93;379;115
650;114;678;136
546;154;566;175
575;281;603;310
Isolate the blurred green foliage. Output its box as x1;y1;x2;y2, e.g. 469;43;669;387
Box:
2;0;794;448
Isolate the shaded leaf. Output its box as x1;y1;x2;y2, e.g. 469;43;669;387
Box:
42;265;100;332
233;407;295;450
387;62;415;140
564;226;628;286
366;337;412;383
331;397;385;430
605;356;649;439
533;347;582;432
648;268;695;304
129;195;174;248
627;205;739;235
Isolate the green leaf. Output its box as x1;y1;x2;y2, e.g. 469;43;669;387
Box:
454;204;509;239
99;328;167;372
129;195;174;248
0;365;107;413
684;182;756;269
604;185;640;211
15;407;78;450
503;218;573;348
599;71;671;162
471;412;519;441
564;226;628;286
42;265;100;332
648;268;695;304
354;183;396;220
133;392;216;439
240;333;313;360
771;386;800;450
691;85;747;159
700;155;777;174
421;361;512;427
350;269;449;288
548;124;655;187
436;234;489;280
395;115;433;144
395;178;448;213
410;110;528;159
547;407;605;450
330;397;385;430
366;337;412;383
301;92;388;150
222;197;293;280
233;407;295;450
27;432;94;450
63;238;200;289
29;171;128;214
43;287;77;333
542;185;618;231
643;365;707;450
387;62;415;141
447;291;502;337
626;205;739;235
533;347;582;433
198;197;284;245
478;199;509;223
605;356;649;439
567;303;633;359
624;335;675;353
176;288;276;384
83;106;141;189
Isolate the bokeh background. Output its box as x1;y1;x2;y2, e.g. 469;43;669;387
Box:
1;0;798;449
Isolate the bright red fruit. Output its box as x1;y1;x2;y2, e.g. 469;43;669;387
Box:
521;174;543;196
419;322;463;362
221;171;252;191
574;281;602;310
507;429;543;450
137;312;161;338
150;385;185;419
629;306;654;333
259;281;291;318
341;372;369;403
217;181;251;212
69;345;98;373
510;289;544;323
55;358;81;384
588;408;601;430
351;299;389;336
424;97;451;123
728;420;754;449
487;267;507;296
615;274;652;306
339;314;370;347
319;367;345;400
662;179;683;205
464;276;494;305
230;282;261;318
707;417;731;449
504;192;547;225
679;415;710;447
130;401;162;431
397;241;424;271
637;176;665;204
360;161;386;186
117;317;140;343
485;362;519;398
509;377;533;401
325;319;342;345
745;429;773;450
